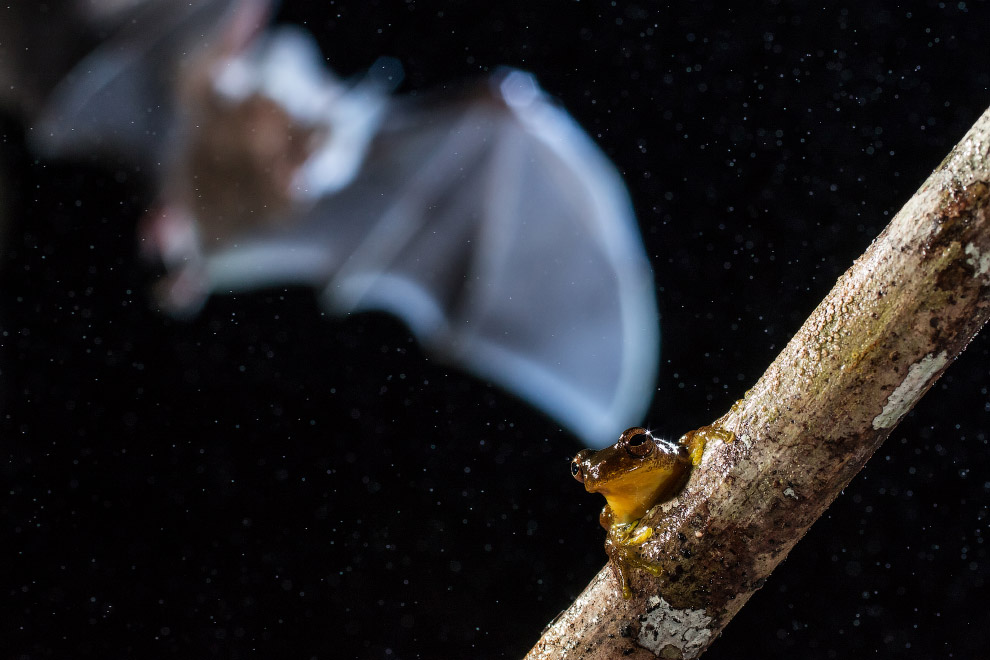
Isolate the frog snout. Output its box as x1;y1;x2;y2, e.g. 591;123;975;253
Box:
571;449;595;483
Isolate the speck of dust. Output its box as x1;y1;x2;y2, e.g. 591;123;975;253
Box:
638;595;712;659
872;351;948;430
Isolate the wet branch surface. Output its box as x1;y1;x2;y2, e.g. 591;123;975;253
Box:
525;107;990;659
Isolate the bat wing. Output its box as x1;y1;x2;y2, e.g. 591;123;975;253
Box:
320;72;659;446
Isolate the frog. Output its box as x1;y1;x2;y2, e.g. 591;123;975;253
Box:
571;425;730;598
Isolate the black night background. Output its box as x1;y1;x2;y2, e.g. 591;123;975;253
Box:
2;1;989;658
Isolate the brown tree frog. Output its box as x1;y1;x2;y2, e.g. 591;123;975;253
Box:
571;425;727;598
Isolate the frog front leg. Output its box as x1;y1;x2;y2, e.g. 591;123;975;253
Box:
604;520;662;599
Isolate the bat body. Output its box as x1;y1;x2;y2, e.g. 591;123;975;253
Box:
16;2;659;447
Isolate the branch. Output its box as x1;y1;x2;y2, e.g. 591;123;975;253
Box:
525;107;990;659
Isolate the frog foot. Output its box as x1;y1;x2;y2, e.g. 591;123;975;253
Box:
679;424;736;466
625;524;653;545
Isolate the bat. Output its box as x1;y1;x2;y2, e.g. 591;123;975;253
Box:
14;0;660;447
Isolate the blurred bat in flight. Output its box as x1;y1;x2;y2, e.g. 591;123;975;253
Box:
3;0;659;447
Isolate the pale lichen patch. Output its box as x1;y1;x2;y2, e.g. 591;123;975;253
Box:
964;242;990;281
872;351;949;429
638;596;712;659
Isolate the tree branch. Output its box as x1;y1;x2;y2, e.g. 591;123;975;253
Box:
525;107;990;659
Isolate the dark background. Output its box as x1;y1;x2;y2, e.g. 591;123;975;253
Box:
3;1;989;658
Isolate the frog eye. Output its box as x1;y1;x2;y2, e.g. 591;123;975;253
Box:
570;458;585;483
621;427;653;458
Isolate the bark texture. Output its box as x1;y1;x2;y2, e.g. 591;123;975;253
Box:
526;108;990;659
